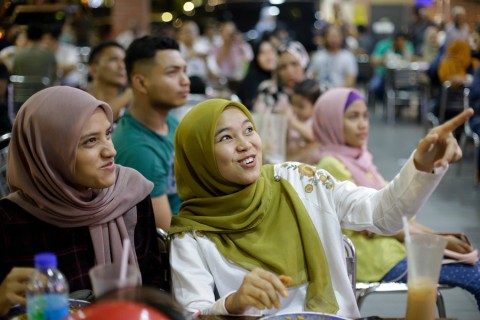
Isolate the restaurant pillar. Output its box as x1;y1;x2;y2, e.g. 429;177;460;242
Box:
111;0;150;39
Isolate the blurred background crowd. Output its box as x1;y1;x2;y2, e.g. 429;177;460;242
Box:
0;0;480;163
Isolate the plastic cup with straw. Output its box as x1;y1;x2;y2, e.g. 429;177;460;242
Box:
89;238;140;297
403;216;411;244
119;238;130;285
403;216;447;320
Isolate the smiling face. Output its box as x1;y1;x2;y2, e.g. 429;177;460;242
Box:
74;108;117;190
343;99;369;148
214;107;262;185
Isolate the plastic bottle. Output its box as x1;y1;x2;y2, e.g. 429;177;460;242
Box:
27;252;70;320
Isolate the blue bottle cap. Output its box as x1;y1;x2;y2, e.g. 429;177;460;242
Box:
34;252;58;269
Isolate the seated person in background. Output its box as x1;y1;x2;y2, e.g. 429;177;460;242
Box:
253;41;309;113
0;86;166;317
430;39;474;120
169;98;471;318
421;25;440;63
311;87;480;310
42;23;82;87
87;41;132;122
444;6;470;46
12;23;57;84
0;28;27;73
286;78;321;149
237;37;277;110
307;25;358;89
207;21;253;86
113;36;190;231
177;20;211;85
369;32;414;103
438;39;473;87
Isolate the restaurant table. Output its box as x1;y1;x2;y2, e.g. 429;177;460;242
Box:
199;316;457;320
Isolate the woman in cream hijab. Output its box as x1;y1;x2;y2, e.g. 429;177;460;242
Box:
253;41;309;113
169;99;471;318
0;86;165;316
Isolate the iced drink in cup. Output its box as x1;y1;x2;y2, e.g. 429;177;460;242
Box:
89;263;141;297
405;233;447;320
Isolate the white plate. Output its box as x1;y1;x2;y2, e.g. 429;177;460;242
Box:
260;312;352;320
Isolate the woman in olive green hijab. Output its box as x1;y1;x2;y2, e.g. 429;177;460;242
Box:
169;99;471;318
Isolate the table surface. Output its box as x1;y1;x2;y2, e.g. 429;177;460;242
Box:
199;316;457;320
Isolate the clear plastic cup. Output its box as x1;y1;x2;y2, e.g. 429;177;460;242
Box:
88;263;140;298
405;233;447;320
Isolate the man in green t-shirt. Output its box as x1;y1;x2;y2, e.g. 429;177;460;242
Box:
113;36;190;231
369;32;414;103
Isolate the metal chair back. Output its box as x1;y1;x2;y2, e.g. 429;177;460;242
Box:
7;75;51;122
343;234;357;294
156;227;171;291
0;132;11;197
385;65;429;124
438;81;470;124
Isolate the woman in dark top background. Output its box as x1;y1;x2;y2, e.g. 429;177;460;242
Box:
237;37;277;110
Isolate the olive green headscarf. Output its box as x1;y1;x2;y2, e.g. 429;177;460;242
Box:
171;99;338;313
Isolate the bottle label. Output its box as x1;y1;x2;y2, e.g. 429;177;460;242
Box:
27;293;69;320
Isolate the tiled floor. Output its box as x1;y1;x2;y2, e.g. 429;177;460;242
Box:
359;107;480;319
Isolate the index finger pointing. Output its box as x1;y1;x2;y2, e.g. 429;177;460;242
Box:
434;108;474;136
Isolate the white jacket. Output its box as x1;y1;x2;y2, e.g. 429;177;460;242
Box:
170;154;446;318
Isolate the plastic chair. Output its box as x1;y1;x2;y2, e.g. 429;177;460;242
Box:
343;232;450;317
0;132;11;197
356;54;373;91
356;281;450;318
384;65;429;125
458;99;479;176
434;82;474;175
438;81;470;125
7;75;51;122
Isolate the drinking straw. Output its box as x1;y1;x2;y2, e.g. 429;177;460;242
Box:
120;238;130;281
403;216;411;244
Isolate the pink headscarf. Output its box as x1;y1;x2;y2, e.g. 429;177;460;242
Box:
6;86;153;268
312;88;385;190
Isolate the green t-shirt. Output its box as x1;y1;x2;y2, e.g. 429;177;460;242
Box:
112;109;181;214
371;38;414;76
317;155;406;282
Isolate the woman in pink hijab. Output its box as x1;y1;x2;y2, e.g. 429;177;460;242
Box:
0;86;166;316
312;87;384;189
311;88;480;310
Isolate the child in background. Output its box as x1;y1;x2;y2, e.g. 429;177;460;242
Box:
286;79;321;149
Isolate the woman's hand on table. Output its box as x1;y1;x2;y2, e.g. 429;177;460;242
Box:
225;268;289;314
413;108;474;172
0;267;35;316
